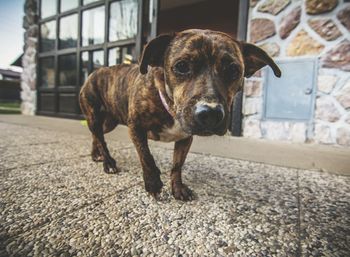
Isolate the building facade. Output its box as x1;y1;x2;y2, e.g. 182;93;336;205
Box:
243;0;350;147
21;0;350;147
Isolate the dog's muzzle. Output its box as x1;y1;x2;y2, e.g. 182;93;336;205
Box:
194;103;225;132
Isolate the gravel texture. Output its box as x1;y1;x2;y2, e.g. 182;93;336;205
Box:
299;170;350;257
0;122;349;256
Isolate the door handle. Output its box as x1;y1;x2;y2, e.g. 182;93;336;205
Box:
304;88;312;95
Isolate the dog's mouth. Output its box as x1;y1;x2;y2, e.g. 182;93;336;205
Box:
178;115;227;137
191;124;227;136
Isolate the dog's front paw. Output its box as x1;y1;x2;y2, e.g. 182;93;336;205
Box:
172;183;193;201
144;174;163;199
103;156;120;174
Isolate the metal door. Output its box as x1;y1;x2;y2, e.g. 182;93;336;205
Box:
263;58;318;121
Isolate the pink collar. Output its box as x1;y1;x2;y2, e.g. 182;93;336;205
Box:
159;90;174;117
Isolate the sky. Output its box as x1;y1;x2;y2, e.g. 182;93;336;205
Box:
0;0;25;69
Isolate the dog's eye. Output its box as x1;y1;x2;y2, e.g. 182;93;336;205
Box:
173;61;191;75
223;63;240;82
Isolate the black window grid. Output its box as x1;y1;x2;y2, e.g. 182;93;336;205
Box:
37;0;143;118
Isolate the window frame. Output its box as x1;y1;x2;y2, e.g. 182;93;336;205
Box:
58;13;79;50
37;0;142;118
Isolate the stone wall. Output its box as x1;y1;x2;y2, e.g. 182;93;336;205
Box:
244;0;350;147
21;0;38;115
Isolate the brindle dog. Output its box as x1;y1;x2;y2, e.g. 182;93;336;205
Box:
79;29;281;201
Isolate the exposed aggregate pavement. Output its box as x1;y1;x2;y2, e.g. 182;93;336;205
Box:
0;121;349;257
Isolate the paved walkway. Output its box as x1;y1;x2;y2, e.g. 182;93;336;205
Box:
0;117;349;257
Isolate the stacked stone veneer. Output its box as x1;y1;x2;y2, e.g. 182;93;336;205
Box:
244;0;350;147
21;0;38;115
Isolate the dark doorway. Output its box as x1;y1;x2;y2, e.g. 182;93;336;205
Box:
158;0;239;37
155;0;248;136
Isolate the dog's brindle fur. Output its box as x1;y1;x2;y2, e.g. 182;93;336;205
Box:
79;29;281;201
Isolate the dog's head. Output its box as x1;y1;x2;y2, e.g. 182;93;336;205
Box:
139;29;281;136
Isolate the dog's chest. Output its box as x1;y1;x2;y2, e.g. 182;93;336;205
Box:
148;120;190;142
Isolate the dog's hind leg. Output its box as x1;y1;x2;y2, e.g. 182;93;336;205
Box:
89;110;119;173
90;112;118;162
91;135;104;162
80;94;119;173
102;113;118;134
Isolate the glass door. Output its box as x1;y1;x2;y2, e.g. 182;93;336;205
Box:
37;0;141;118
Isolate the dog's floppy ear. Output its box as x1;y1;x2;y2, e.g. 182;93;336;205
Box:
241;42;281;78
139;34;175;74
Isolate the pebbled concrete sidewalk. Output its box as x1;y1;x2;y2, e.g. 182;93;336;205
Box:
0;116;349;257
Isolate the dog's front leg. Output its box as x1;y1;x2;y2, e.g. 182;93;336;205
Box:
171;136;193;201
128;125;163;197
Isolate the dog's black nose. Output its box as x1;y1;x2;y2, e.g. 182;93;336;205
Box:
194;104;224;129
